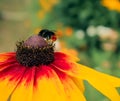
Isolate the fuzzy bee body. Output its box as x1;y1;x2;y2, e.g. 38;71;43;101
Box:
38;29;57;42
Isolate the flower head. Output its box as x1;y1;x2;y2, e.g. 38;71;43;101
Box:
0;30;120;101
16;35;54;67
101;0;120;12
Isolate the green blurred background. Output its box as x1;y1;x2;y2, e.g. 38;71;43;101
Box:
0;0;120;101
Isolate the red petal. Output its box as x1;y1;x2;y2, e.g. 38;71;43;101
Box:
54;52;79;62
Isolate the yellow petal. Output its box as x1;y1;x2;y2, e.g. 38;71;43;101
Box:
52;62;120;101
0;79;16;101
56;71;86;101
77;64;120;101
52;60;120;87
0;65;26;101
32;65;67;101
78;64;120;87
10;67;35;101
71;77;85;93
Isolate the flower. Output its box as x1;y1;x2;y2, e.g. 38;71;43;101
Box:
65;27;73;36
101;0;120;12
39;0;58;12
0;31;120;101
38;0;59;19
37;10;46;19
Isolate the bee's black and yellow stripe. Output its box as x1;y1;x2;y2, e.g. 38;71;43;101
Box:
38;29;55;40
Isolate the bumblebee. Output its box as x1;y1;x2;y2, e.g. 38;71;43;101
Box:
38;29;57;42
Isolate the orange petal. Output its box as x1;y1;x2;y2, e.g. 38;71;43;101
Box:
0;52;15;62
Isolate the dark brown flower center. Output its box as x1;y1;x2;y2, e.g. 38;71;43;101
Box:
16;35;54;67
